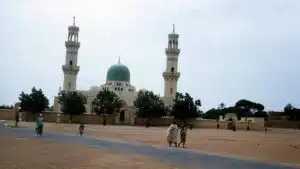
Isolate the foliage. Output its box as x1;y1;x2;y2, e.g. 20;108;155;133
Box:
284;103;300;121
203;108;223;119
234;99;265;119
19;87;49;113
0;105;13;109
134;90;166;118
203;105;239;119
58;90;87;116
218;102;225;109
92;89;123;115
170;92;201;120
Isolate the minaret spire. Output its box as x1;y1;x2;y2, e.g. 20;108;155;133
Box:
118;56;121;64
172;24;175;33
73;16;76;26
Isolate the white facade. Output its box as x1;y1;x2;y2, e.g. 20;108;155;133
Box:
163;25;180;106
78;78;137;115
62;17;80;91
54;19;181;123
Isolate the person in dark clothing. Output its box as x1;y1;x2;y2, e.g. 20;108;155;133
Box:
79;121;85;136
15;108;20;127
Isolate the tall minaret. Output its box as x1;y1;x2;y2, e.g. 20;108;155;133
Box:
163;24;180;106
62;17;80;91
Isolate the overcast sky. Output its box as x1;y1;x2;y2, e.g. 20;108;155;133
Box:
1;0;300;111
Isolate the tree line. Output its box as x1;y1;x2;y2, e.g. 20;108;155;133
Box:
0;105;13;109
16;87;300;122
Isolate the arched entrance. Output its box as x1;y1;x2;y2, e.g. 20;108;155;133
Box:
224;113;237;130
120;110;125;122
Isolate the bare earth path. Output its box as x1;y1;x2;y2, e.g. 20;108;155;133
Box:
1;125;299;169
0;136;180;169
17;122;300;165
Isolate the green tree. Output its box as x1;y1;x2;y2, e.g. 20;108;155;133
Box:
134;90;166;119
19;87;49;117
218;102;226;109
170;92;201;120
284;103;300;121
284;103;294;112
92;89;123;115
58;90;87;121
235;99;265;120
0;105;12;109
203;108;222;120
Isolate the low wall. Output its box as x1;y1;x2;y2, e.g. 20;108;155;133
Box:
134;117;265;131
22;111;115;125
134;117;173;126
265;120;300;129
0;109;14;120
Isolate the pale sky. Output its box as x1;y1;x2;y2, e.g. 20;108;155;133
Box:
1;0;300;111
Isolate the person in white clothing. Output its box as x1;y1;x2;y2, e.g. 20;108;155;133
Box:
167;121;179;147
56;114;61;126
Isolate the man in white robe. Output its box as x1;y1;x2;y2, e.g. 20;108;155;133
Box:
167;121;179;147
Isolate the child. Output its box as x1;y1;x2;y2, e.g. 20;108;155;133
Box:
56;114;61;126
178;125;188;148
78;121;85;136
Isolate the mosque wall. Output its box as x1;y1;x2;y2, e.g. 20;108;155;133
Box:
0;109;14;120
134;117;266;131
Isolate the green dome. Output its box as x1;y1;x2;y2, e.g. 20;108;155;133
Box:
106;63;130;82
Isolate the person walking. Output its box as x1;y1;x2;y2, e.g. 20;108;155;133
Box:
178;124;188;148
78;121;85;136
15;107;20;127
167;121;179;147
35;114;44;136
56;114;61;126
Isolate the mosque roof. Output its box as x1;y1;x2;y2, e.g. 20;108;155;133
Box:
106;57;130;82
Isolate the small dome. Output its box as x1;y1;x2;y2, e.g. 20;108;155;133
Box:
106;63;130;82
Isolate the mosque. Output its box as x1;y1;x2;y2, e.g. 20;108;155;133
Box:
53;18;181;124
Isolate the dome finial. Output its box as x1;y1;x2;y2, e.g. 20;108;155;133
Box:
73;16;76;26
118;56;121;64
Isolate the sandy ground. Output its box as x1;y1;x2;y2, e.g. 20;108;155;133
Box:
0;136;181;169
12;122;300;165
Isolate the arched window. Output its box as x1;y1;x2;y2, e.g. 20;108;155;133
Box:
170;88;173;94
171;67;174;73
169;40;172;46
69;60;73;66
68;82;71;89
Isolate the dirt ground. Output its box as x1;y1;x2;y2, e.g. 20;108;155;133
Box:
13;122;300;165
0;136;181;169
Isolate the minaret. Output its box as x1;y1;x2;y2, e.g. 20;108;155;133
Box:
163;24;180;106
62;17;80;91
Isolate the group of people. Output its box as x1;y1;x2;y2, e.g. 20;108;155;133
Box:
35;114;85;136
35;113;187;145
167;121;188;148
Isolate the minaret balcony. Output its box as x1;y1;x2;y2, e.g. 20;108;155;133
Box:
62;65;80;74
165;48;180;54
65;41;80;48
163;72;180;80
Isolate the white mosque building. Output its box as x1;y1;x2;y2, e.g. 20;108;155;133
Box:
53;18;181;124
